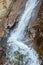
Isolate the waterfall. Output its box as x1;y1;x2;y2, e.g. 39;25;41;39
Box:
4;0;41;65
8;0;41;41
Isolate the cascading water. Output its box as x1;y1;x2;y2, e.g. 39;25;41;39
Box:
4;0;41;65
8;0;41;41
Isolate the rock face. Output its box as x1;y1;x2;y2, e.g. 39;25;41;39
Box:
0;0;14;40
28;1;43;64
0;0;14;18
0;0;26;40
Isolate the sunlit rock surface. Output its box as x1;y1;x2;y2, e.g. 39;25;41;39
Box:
0;0;14;18
0;0;14;39
0;0;26;39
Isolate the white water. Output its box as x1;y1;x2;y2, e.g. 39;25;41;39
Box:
8;0;41;40
4;0;41;65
